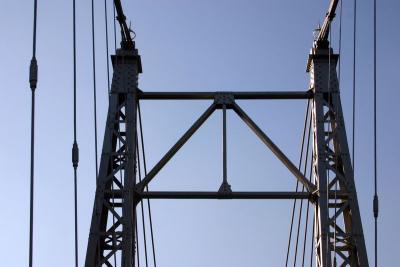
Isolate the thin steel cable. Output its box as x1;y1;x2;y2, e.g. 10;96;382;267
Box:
373;0;379;266
338;0;343;86
72;0;77;142
310;218;315;267
136;218;141;267
29;89;36;267
73;155;78;267
104;3;119;264
301;118;314;267
301;192;311;267
352;0;357;168
104;0;111;93
294;104;312;266
72;0;79;266
136;139;149;267
91;0;99;183
310;152;316;267
309;162;317;267
113;2;117;52
28;0;38;265
98;0;111;263
31;0;38;58
138;103;157;267
293;178;305;264
285;100;310;266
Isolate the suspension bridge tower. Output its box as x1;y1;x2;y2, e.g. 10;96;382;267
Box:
84;1;369;266
306;1;369;265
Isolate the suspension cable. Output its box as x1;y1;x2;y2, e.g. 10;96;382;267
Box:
104;0;111;94
293;106;311;265
71;0;79;266
293;105;312;266
28;0;38;266
301;111;313;267
352;0;357;168
91;0;98;183
373;0;379;266
310;219;315;266
308;111;316;266
136;219;141;267
103;1;118;265
285;100;310;266
136;137;149;267
113;2;117;52
338;0;343;85
138;102;158;267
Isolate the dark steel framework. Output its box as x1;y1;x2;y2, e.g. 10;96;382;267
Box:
84;0;369;266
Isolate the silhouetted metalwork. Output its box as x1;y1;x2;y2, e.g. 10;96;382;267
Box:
84;0;369;266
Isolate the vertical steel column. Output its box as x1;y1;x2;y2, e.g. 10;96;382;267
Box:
121;49;139;267
309;48;369;267
85;47;141;267
218;103;232;193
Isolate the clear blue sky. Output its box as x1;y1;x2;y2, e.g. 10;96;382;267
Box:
0;0;398;266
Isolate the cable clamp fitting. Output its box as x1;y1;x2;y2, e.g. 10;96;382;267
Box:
72;141;79;168
373;195;379;218
29;57;38;91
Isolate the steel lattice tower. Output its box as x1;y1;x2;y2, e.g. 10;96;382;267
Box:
84;1;369;266
308;47;368;266
85;47;141;266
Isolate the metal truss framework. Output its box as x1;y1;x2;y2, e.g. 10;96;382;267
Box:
85;49;140;266
84;47;369;267
309;48;368;266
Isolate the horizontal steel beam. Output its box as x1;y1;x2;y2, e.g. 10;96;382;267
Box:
104;190;349;200
140;191;311;199
138;91;313;100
